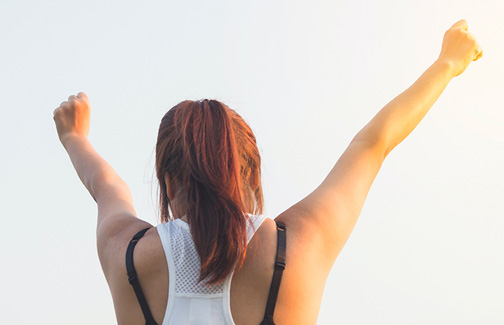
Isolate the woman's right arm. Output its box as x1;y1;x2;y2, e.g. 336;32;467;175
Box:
354;19;482;156
276;20;483;266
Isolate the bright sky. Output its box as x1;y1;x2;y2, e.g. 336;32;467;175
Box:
1;0;503;324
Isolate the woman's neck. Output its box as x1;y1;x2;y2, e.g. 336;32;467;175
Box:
170;195;187;222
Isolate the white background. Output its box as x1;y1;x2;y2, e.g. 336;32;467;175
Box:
1;0;503;324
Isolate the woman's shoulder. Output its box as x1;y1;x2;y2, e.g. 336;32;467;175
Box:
103;222;169;325
234;214;332;324
100;222;164;280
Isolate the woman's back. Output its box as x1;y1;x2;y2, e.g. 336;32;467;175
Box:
101;213;333;324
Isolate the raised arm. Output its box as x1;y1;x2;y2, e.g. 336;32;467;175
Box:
53;93;151;267
354;19;483;155
276;20;483;266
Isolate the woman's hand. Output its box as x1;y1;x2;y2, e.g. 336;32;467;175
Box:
438;19;483;77
53;92;91;144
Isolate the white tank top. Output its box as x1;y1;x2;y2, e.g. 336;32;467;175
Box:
156;214;268;325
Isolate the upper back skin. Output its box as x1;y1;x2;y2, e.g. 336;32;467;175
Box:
102;211;337;325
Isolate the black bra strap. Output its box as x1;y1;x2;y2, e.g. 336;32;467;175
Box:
260;221;287;325
125;227;158;325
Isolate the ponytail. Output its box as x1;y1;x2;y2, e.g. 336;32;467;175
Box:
156;99;263;285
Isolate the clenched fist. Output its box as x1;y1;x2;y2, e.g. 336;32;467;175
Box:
53;92;91;143
438;19;483;77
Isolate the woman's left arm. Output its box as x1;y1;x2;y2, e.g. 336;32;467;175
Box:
53;93;151;257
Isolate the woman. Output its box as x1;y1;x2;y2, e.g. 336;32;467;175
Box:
53;19;482;324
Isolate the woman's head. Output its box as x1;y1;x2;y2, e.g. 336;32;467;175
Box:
155;99;263;284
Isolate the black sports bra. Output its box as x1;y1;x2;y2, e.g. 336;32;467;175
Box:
125;221;287;325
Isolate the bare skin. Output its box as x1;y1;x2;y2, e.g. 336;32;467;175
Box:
54;20;482;324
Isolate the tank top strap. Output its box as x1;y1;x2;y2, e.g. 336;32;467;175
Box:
246;214;268;243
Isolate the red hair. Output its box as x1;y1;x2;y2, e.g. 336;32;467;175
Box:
155;99;263;284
